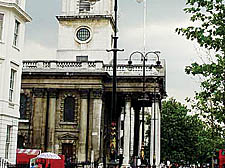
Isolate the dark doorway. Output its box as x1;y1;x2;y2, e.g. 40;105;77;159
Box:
62;143;73;167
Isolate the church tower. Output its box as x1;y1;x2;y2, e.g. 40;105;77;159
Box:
56;0;114;63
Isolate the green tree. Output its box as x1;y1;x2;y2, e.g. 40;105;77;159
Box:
159;98;225;165
175;0;225;153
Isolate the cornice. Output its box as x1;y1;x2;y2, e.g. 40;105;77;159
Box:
0;2;32;22
56;14;115;30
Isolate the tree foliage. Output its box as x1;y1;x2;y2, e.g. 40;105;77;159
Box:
176;0;225;134
176;0;225;52
159;98;225;165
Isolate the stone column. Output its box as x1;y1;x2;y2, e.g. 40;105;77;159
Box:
78;90;89;162
139;112;143;154
47;89;57;152
123;95;131;166
130;108;135;157
150;100;161;167
32;89;46;150
133;106;141;157
91;89;103;161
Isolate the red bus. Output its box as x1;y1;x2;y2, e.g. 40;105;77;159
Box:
215;149;225;168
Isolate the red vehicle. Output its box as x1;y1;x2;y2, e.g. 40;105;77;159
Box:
16;149;41;167
16;149;65;168
215;149;225;168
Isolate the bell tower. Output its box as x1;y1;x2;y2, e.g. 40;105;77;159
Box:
56;0;114;63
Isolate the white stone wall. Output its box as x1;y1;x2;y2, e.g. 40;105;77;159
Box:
61;0;113;15
0;115;18;163
0;0;30;164
57;19;114;63
0;0;26;10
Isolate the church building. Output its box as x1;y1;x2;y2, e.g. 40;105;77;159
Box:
18;0;166;167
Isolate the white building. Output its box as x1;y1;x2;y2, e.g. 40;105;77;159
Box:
0;0;31;164
57;0;114;63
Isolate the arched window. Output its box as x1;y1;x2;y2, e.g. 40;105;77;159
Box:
19;94;27;119
64;96;75;122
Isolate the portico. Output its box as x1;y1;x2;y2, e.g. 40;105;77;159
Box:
18;60;166;166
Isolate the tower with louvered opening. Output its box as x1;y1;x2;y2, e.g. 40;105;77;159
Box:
57;0;114;63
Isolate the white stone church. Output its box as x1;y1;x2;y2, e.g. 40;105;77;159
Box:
2;0;166;167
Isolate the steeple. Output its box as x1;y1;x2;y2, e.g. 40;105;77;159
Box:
56;0;115;63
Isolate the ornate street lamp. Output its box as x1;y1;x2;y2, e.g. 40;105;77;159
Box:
105;0;123;166
128;50;161;167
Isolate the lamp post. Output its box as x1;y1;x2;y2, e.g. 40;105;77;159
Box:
128;50;161;166
106;0;124;165
89;0;123;166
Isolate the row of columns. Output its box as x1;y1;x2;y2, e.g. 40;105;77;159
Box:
30;88;161;166
78;89;103;162
122;95;161;167
31;88;103;162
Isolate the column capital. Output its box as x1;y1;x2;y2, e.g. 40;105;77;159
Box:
80;89;89;99
33;88;45;98
91;89;103;99
48;89;58;98
124;94;132;102
133;105;141;112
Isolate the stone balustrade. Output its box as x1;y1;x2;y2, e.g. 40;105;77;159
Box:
22;60;166;77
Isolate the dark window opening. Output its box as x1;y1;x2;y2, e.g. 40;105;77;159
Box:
17;135;24;149
19;94;27;119
76;56;88;62
64;96;75;122
79;0;90;12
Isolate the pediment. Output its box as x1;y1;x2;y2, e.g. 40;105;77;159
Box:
58;133;78;140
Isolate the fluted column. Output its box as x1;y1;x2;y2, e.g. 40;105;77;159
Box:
91;89;103;161
78;90;89;162
32;89;46;150
123;95;131;166
150;100;161;167
47;89;57;152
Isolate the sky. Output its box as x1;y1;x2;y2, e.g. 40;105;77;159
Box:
24;0;201;105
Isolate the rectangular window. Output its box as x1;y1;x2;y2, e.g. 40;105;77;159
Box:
5;125;12;159
9;69;16;102
79;0;90;12
13;20;20;46
0;13;4;41
76;56;88;62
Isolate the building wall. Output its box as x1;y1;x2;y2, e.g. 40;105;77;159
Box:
0;0;30;164
57;18;113;63
0;0;26;10
18;87;105;162
61;0;113;16
57;0;114;63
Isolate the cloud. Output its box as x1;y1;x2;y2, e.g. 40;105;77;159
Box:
24;0;201;104
23;40;56;60
118;19;201;103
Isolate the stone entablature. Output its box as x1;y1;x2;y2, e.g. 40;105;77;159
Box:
22;60;166;77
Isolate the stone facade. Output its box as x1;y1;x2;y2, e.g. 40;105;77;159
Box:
19;60;166;166
0;0;31;164
17;0;166;167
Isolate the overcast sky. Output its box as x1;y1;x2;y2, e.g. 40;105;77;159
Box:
24;0;201;105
